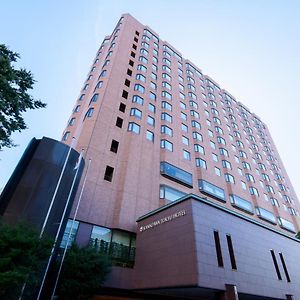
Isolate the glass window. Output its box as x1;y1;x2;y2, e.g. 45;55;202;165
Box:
161;101;172;111
91;225;112;243
256;207;276;224
132;95;144;105
147;116;155;127
199;179;225;202
230;194;253;213
192;132;202;141
215;167;221;176
181;123;188;132
161;125;173;136
160;140;173;151
160;185;186;202
181;112;187;120
149;92;156;101
85;107;94;119
160;161;193;187
134;84;145;93
194;144;205;154
225;173;235;184
212;153;218;162
161;112;172;123
162;91;172;100
222;160;232;169
136;73;146;82
249;186;259;196
183;150;191;160
128;122;140;134
191;120;201;129
196;158;207;169
60;219;79;248
146;130;154;142
148;103;156;113
130;108;142;119
182;136;189;145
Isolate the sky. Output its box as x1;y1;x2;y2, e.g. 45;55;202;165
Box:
1;0;300;197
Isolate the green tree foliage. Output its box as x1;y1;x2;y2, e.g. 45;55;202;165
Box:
296;231;300;240
0;221;52;299
57;244;111;300
0;44;46;149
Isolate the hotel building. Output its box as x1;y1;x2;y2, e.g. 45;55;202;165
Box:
59;13;300;300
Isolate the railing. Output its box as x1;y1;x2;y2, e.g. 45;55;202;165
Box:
90;239;136;268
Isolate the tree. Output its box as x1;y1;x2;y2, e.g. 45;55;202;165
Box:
57;244;111;300
0;44;46;149
296;231;300;240
0;221;52;299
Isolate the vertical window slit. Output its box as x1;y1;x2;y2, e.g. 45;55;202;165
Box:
270;250;282;280
226;235;237;270
279;252;290;282
213;231;224;267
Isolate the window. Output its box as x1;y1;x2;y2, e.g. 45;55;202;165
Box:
119;103;126;113
213;231;224;267
226;235;237;270
84;107;94;119
270;250;282;280
266;185;275;194
162;91;172;100
149;92;156;101
136;73;146;82
62;131;70;141
230;194;253;213
68;118;75;126
116;117;123;128
161;125;173;136
132;95;144;105
137;64;147;72
160;161;193;187
139;56;148;63
133;83;146;94
95;81;103;90
271;197;280;207
245;173;255;183
124;79;131;87
161;112;172;123
222;160;232;169
190;110;199;118
215;126;224;135
217;136;226;145
183;150;191;160
160;140;173;151
161;101;172;111
181;112;187;121
181;123;188;132
162;81;172;90
215;167;221;176
162;73;171;81
192;132;202;141
198;179;225;202
146;130;154;142
151;72;157;80
127;68;132;76
210;141;216;149
194;144;205;154
130;108;142;119
148;103;156;113
180;101;186;109
225;173;235;184
191;120;201;129
104;166;114;182
147;116;155;127
212;153;218;162
256;207;276;224
122;90;128;99
128;122;140;134
249;186;259;197
110;140;119;153
182;136;189;145
100;70;107;77
241;181;247;190
196;158;207;169
60;219;79;249
150;81;157;90
278;217;296;233
242;161;251;170
219;148;228;157
160;185;186;202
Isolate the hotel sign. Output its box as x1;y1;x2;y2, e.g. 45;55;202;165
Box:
139;210;186;232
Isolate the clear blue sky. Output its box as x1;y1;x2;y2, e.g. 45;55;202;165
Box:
1;0;300;198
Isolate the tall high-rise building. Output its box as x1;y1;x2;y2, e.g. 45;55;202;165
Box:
61;14;300;300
